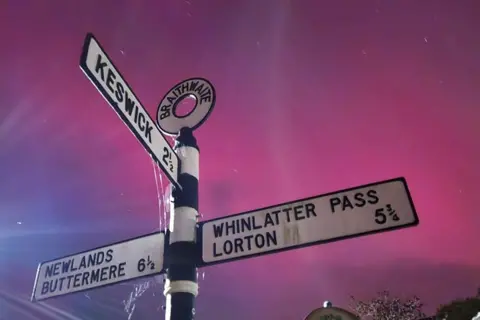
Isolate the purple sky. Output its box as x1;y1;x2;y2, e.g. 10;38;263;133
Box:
1;0;479;319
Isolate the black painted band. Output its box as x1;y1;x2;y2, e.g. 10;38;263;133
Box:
175;127;199;151
173;174;198;210
167;257;197;282
168;292;196;320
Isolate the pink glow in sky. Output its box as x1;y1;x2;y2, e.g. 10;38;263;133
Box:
0;0;479;319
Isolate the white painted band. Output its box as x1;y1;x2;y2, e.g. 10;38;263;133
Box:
177;146;199;180
169;206;198;243
164;280;199;297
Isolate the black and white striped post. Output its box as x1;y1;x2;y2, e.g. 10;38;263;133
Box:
164;127;200;320
156;78;215;320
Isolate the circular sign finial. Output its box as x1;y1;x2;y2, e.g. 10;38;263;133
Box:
323;301;333;308
157;78;216;136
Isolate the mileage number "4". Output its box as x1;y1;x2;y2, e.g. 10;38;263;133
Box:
374;204;400;225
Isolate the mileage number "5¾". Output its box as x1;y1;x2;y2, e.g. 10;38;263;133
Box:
374;204;400;225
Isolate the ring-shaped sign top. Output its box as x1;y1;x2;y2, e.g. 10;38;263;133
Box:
156;78;216;136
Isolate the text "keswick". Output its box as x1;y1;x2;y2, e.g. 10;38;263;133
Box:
94;54;153;143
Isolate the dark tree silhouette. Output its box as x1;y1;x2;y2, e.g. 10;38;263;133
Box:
436;296;480;320
350;290;426;320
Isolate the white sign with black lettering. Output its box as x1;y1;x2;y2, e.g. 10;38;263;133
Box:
79;33;180;189
31;232;165;301
199;178;418;266
157;78;216;136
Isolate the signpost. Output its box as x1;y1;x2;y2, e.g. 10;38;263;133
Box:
304;305;360;320
79;33;180;189
31;232;165;301
198;177;418;266
31;32;421;320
